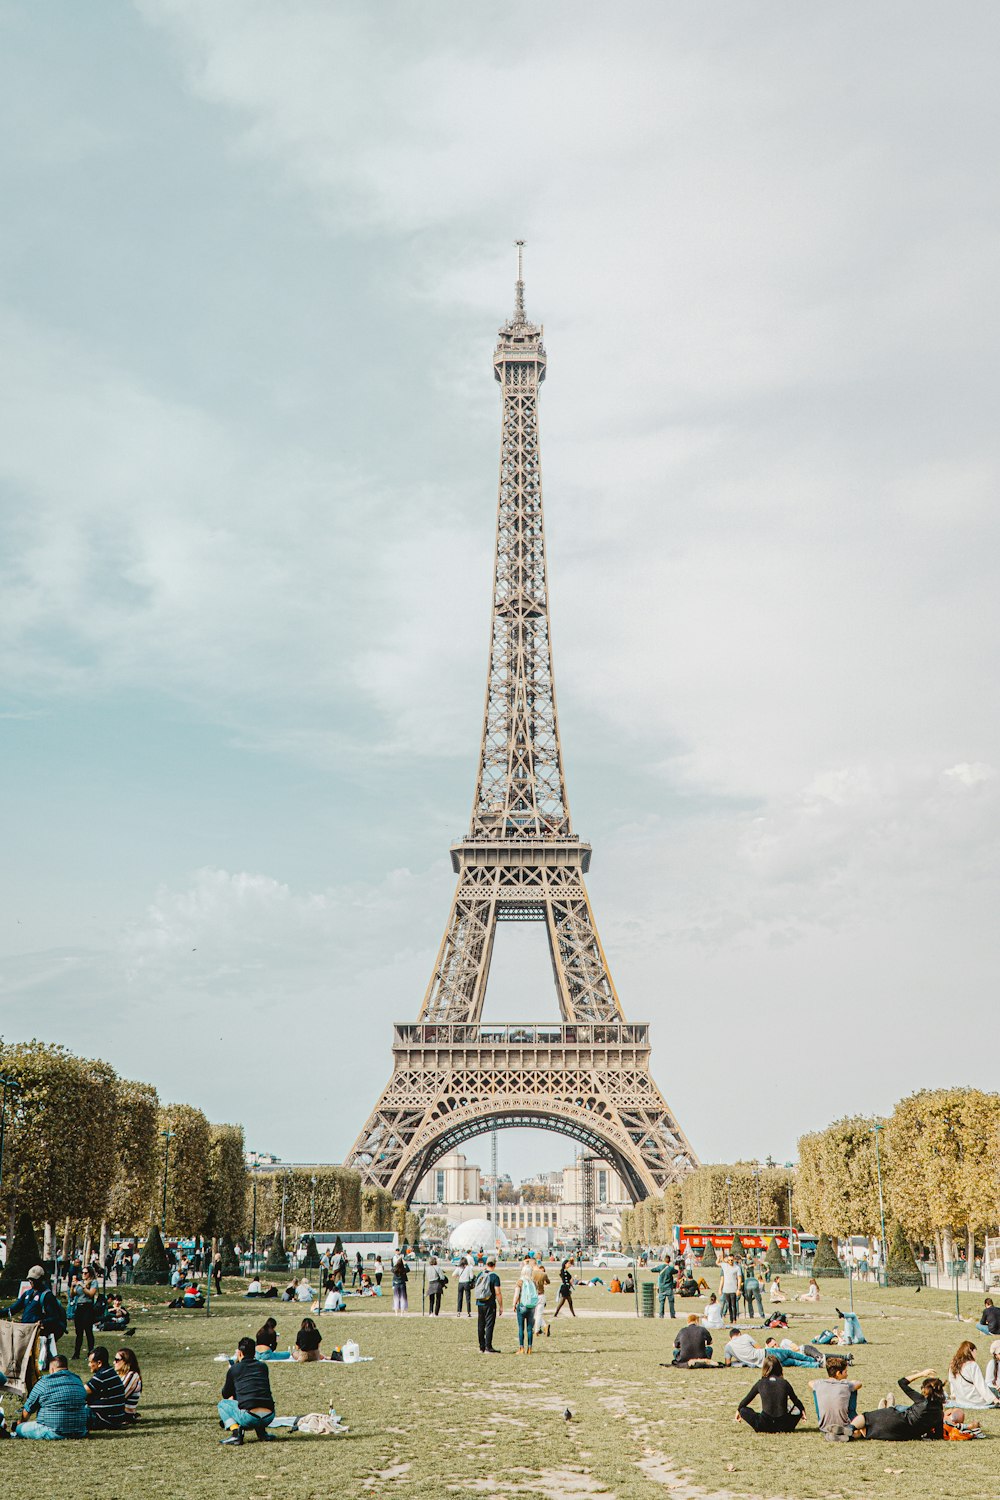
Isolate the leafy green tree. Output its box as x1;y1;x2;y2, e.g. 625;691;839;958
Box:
157;1105;211;1238
107;1079;159;1235
361;1186;395;1231
301;1235;321;1269
265;1232;289;1273
0;1211;42;1297
252;1168;362;1243
765;1235;785;1270
218;1234;241;1276
204;1124;247;1241
681;1164;790;1227
887;1089;1000;1267
133;1224;171;1286
701;1239;717;1268
796;1117;883;1237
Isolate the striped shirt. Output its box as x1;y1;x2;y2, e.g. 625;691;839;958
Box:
86;1364;127;1426
22;1370;89;1437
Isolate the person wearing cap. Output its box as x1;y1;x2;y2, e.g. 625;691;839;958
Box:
2;1265;67;1367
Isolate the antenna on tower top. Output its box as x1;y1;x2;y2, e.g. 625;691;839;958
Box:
514;239;526;322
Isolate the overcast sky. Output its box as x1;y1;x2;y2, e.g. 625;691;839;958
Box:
1;2;998;1189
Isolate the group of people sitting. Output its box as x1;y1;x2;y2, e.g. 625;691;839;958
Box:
244;1273;361;1312
1;1347;142;1440
248;1316;327;1361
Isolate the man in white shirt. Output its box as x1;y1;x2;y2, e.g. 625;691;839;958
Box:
724;1327;766;1367
296;1279;315;1303
718;1255;742;1325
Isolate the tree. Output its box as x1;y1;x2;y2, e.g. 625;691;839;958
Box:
681;1164;791;1228
887;1089;1000;1267
886;1222;922;1288
811;1232;843;1278
701;1239;717;1268
361;1186;395;1232
796;1118;884;1238
730;1232;747;1260
301;1235;321;1269
157;1105;211;1238
0;1211;42;1297
251;1167;362;1244
204;1124;247;1242
107;1079;159;1235
765;1235;785;1270
218;1235;241;1275
405;1211;420;1249
133;1224;171;1286
0;1042;118;1232
265;1232;289;1273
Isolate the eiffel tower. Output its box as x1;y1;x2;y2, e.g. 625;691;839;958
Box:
346;246;698;1204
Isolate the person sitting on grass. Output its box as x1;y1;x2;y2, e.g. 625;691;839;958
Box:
947;1341;1000;1410
182;1282;205;1309
84;1346;128;1429
736;1352;805;1433
292;1317;323;1362
114;1348;142;1423
724;1327;766;1368
677;1270;701;1299
323;1281;346;1312
623;1271;635;1294
219;1337;276;1445
100;1295;131;1334
768;1277;785;1303
281;1279;299;1302
702;1294;725;1329
13;1355;89;1440
296;1278;315;1304
808;1355;863;1441
797;1278;820;1302
986;1341;1000;1396
672;1313;717;1367
245;1277;263;1297
255;1318;282;1357
976;1298;1000;1337
850;1369;945;1441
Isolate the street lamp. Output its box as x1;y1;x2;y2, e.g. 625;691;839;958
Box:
251;1169;259;1272
871;1122;888;1278
0;1073;21;1208
160;1128;175;1236
725;1175;733;1229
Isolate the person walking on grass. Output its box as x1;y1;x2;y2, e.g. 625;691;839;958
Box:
426;1257;447;1316
391;1252;409;1316
457;1256;475;1317
552;1258;576;1319
514;1260;539;1354
70;1268;101;1360
474;1256;503;1353
742;1263;764;1320
657;1257;677;1319
530;1257;550;1340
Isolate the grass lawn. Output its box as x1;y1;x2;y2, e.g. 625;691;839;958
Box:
3;1269;998;1499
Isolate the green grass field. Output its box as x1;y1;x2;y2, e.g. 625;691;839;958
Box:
3;1270;998;1499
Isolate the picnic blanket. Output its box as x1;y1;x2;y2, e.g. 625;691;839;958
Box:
0;1320;40;1395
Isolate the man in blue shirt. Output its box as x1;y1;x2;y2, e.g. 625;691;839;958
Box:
2;1264;67;1368
14;1355;89;1439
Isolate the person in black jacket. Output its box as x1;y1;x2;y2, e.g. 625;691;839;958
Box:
850;1370;945;1441
737;1353;805;1431
672;1315;717;1367
218;1338;276;1445
976;1298;1000;1337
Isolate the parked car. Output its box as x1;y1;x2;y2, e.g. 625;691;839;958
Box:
593;1252;635;1269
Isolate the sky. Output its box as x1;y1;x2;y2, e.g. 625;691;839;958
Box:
1;2;998;1188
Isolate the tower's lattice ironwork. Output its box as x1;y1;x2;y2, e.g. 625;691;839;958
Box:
346;248;697;1204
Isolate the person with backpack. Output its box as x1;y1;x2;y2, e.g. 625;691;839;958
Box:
474;1256;503;1353
514;1258;539;1354
2;1264;67;1368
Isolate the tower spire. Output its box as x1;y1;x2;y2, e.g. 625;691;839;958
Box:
514;238;526;323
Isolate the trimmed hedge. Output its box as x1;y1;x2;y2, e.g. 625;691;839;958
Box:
0;1212;41;1297
133;1224;171;1286
812;1231;844;1278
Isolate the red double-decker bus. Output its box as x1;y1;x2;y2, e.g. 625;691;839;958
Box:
672;1225;817;1255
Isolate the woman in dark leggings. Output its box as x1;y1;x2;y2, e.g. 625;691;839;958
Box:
737;1353;805;1432
552;1258;576;1319
851;1371;945;1440
72;1270;100;1358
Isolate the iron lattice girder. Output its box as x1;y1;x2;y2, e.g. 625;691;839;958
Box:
347;1024;696;1204
344;268;698;1202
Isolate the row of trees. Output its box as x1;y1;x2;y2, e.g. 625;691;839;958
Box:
796;1088;1000;1265
249;1168;420;1248
0;1039;246;1251
620;1089;998;1270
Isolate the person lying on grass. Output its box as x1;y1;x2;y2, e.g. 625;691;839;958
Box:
736;1352;805;1433
762;1335;825;1368
849;1370;946;1441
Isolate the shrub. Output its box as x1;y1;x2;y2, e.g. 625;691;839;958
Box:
729;1233;746;1260
301;1235;321;1269
133;1224;171;1286
0;1212;42;1297
765;1235;785;1270
886;1223;922;1288
265;1232;289;1273
219;1235;240;1276
811;1232;844;1278
701;1239;717;1268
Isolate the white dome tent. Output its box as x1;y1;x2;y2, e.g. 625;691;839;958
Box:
448;1218;509;1254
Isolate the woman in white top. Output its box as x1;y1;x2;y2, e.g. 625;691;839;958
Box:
796;1278;820;1302
769;1276;785;1303
702;1294;725;1329
947;1341;1000;1409
985;1340;1000;1395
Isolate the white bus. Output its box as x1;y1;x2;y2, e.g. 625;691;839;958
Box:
296;1231;400;1266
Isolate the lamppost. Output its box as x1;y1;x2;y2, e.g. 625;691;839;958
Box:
251;1169;259;1272
725;1175;733;1229
871;1121;888;1279
160;1128;175;1236
0;1073;21;1208
310;1175;317;1236
752;1164;762;1236
784;1162;794;1268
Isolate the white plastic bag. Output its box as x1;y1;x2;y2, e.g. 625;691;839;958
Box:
341;1340;360;1364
